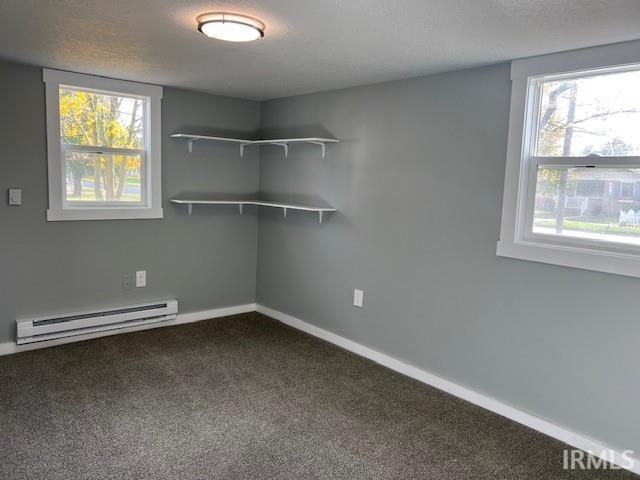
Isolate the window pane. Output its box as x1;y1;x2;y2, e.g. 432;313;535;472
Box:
59;87;145;149
533;166;640;246
535;69;640;156
65;151;143;203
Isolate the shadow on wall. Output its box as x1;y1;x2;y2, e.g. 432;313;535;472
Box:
259;124;337;139
257;191;334;208
172;191;261;201
258;207;349;228
172;125;338;140
170;191;332;206
169;191;261;218
171;126;259;138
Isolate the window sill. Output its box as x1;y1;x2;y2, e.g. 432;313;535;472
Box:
496;239;640;279
47;208;163;222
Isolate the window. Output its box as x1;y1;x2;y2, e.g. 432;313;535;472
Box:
44;69;163;220
498;41;640;278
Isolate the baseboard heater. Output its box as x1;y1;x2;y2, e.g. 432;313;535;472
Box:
16;299;179;345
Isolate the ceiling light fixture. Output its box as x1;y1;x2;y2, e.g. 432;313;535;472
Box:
197;13;265;42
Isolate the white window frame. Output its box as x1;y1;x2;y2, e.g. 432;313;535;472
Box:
44;69;163;221
497;40;640;278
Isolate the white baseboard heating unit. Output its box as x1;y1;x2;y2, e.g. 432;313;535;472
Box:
16;299;178;344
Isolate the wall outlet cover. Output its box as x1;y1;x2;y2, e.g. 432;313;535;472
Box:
8;188;21;206
353;289;364;308
136;270;147;288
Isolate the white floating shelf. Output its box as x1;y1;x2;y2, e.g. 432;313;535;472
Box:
171;133;339;157
171;198;336;224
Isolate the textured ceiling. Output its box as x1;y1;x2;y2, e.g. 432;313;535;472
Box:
1;0;640;100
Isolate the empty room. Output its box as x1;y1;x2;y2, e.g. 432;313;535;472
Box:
2;1;640;478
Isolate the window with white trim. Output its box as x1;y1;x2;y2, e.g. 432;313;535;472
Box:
498;42;640;278
44;69;163;221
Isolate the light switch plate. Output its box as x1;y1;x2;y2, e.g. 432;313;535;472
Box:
8;188;21;206
353;289;364;308
136;270;147;288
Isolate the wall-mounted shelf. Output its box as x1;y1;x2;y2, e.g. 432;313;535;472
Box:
170;198;336;224
171;133;339;158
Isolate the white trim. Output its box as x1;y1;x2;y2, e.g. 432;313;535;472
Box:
498;42;640;278
255;304;640;475
0;303;255;356
43;69;163;98
497;238;640;277
46;207;164;222
512;39;640;80
43;68;163;221
174;304;255;324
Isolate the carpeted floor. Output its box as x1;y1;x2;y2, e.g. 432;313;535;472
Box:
0;312;635;479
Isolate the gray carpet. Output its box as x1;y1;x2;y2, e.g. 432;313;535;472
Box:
0;312;635;479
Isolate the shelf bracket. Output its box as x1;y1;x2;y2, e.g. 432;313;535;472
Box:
187;203;193;215
310;141;326;158
240;143;250;158
274;143;289;157
283;207;287;218
318;211;323;224
238;204;243;215
188;139;194;154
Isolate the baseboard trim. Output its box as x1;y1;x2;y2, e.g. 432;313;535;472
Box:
173;304;257;326
0;303;256;357
255;303;639;475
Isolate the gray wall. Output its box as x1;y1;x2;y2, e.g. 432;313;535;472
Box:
257;64;640;453
0;60;260;342
3;56;639;456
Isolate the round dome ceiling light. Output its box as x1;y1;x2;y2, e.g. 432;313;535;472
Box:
197;13;265;42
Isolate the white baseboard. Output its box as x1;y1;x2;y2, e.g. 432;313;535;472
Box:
0;303;256;357
255;303;640;475
173;303;256;326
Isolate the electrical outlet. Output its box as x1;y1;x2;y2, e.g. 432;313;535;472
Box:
123;274;134;291
8;188;21;206
136;270;147;288
353;289;364;308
